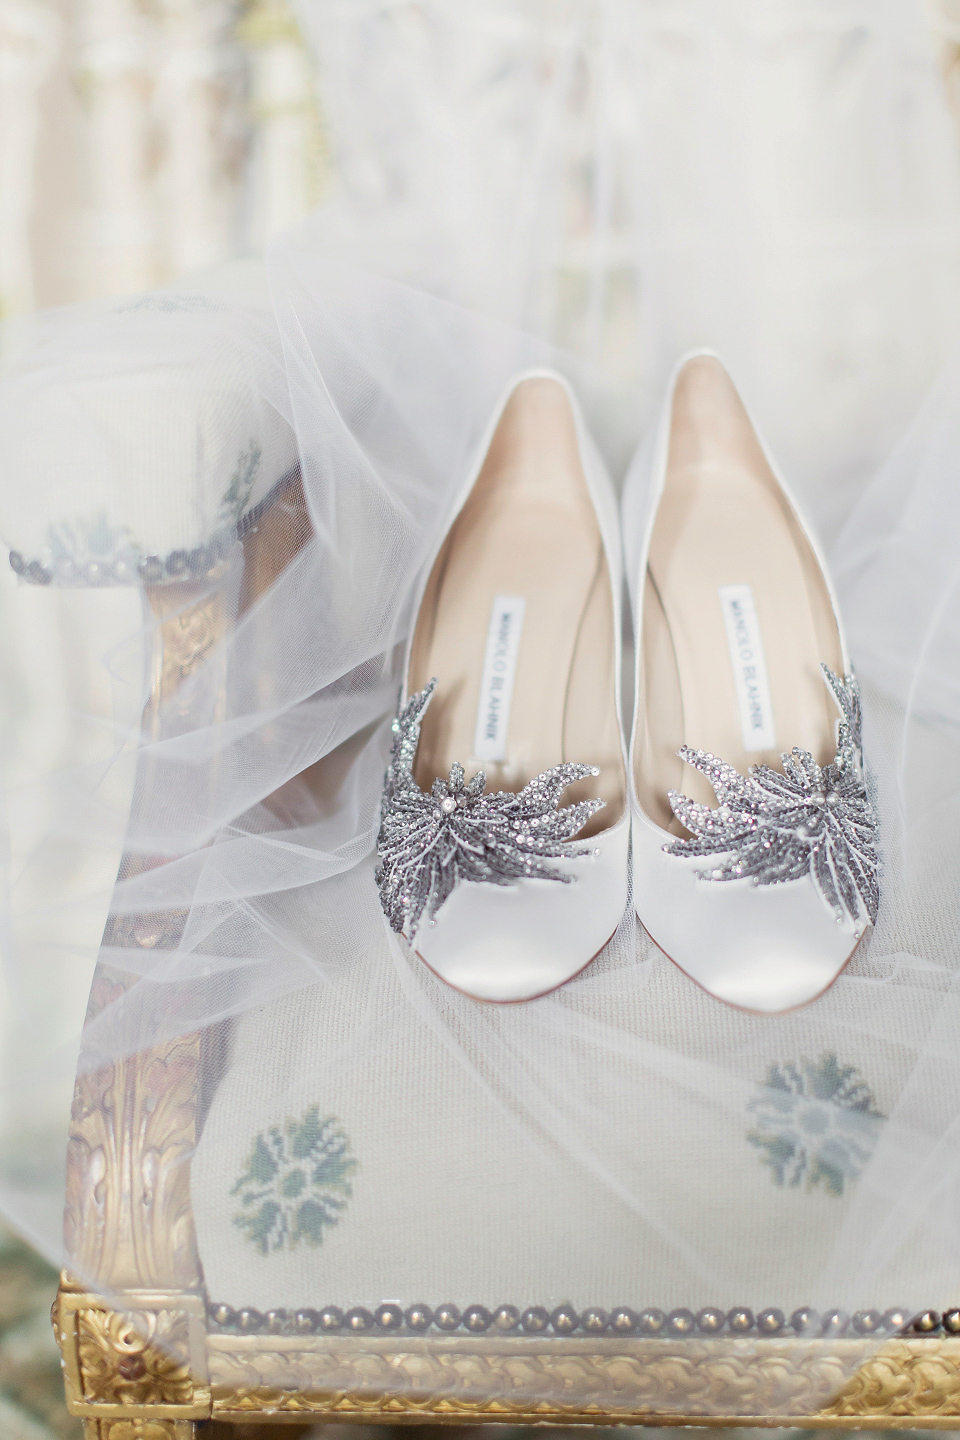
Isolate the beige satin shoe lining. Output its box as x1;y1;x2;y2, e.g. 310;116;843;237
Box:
408;377;624;836
636;356;844;831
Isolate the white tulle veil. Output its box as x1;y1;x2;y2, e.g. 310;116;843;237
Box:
3;0;960;1401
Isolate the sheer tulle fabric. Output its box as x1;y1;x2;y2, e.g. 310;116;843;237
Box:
297;0;960;523
1;0;960;1399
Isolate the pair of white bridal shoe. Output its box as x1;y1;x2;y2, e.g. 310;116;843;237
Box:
375;356;879;1014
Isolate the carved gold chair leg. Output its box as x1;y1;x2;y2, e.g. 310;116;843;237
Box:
53;581;223;1430
53;481;312;1435
80;1420;199;1438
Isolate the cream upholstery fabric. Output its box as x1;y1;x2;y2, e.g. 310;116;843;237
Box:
192;855;947;1318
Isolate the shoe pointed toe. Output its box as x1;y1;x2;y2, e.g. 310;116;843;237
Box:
674;908;865;1014
378;371;630;1002
624;352;879;1014
634;819;866;1012
416;817;629;1002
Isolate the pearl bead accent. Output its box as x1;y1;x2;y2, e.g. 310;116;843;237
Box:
789;1307;820;1335
204;1298;950;1339
851;1309;882;1335
463;1305;493;1333
434;1303;461;1331
375;1303;404;1331
520;1306;550;1334
404;1304;434;1332
756;1308;785;1335
550;1304;579;1334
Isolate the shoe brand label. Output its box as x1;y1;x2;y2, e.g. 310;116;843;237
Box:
474;594;527;763
718;583;777;752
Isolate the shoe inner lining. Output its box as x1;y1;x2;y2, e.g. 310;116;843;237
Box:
636;356;844;832
408;376;624;836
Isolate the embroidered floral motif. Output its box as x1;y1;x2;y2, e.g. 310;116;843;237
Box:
748;1054;884;1196
120;293;214;314
232;1107;356;1254
218;441;261;525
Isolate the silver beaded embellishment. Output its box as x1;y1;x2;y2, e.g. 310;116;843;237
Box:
665;666;878;926
376;678;604;939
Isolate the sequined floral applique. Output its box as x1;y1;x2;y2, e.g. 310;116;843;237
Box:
748;1054;884;1196
376;678;604;939
665;666;878;926
231;1107;356;1254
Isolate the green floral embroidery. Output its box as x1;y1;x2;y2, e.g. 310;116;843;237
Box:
121;294;212;313
219;442;261;525
231;1107;356;1254
748;1053;884;1197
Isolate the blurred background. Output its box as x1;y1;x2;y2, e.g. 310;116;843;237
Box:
6;1;960;1435
1;0;326;317
5;0;960;315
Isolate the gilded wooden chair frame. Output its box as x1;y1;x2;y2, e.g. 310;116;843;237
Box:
51;483;960;1437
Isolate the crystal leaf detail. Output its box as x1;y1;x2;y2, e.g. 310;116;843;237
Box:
665;666;879;926
376;678;604;939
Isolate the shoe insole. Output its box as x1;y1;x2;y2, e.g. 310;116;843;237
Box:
636;356;844;832
408;377;623;836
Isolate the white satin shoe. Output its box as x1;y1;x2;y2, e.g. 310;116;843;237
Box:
623;354;878;1013
376;372;629;1002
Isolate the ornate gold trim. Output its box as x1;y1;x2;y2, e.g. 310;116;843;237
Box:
55;1290;209;1422
202;1332;960;1426
80;1420;198;1438
54;1322;960;1430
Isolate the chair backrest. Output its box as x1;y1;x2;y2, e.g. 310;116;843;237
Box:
0;260;299;590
